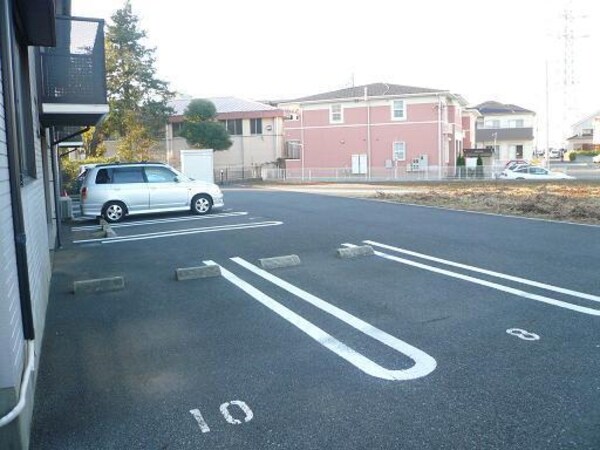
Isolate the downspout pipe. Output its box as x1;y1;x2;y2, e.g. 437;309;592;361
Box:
437;94;442;180
49;129;63;248
1;0;35;340
365;86;371;180
300;108;305;181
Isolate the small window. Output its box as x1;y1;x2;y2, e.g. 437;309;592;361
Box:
172;122;184;137
516;145;523;158
145;167;178;183
285;140;301;159
112;167;145;184
392;142;406;161
12;29;36;178
391;100;405;120
508;119;524;128
330;104;343;123
95;168;112;184
250;118;263;135
221;119;243;135
485;120;501;129
529;167;547;175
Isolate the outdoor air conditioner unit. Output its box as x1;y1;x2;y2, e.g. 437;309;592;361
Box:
59;197;73;221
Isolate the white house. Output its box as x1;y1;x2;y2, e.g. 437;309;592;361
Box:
474;101;536;161
566;110;600;151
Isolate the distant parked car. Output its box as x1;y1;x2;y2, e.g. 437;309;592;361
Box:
593;154;600;163
500;165;575;180
80;162;224;223
504;159;529;171
548;148;562;159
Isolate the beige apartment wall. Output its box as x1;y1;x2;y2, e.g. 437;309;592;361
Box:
103;117;284;171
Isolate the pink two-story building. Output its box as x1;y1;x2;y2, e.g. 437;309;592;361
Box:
279;83;472;178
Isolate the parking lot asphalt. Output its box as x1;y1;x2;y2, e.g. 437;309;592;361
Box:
31;188;600;449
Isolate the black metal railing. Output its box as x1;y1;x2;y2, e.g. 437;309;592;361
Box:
40;16;106;105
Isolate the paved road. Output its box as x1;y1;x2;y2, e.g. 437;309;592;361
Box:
31;189;600;449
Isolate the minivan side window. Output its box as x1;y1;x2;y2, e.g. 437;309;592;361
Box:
145;167;178;183
112;167;146;184
95;168;111;184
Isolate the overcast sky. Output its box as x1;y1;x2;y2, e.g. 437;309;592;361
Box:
73;0;599;146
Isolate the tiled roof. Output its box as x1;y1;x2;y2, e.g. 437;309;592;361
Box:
572;109;600;128
169;97;279;116
474;101;534;115
286;82;445;103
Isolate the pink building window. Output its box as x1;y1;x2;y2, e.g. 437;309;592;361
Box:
330;104;343;123
391;100;406;121
392;141;406;161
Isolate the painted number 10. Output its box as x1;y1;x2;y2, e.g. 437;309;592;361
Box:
190;400;254;434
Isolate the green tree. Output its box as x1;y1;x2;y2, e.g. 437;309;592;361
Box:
116;112;155;161
180;99;233;150
455;154;465;179
82;127;106;158
98;0;174;157
476;155;484;178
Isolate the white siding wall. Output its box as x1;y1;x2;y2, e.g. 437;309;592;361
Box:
481;114;535;128
24;49;51;353
0;49;25;390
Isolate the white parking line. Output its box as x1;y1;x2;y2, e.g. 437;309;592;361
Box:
71;211;248;231
363;240;600;304
342;244;600;316
209;259;436;381
73;221;282;245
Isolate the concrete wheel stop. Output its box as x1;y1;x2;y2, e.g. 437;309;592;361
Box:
258;255;302;269
336;245;375;259
176;264;222;281
73;276;125;294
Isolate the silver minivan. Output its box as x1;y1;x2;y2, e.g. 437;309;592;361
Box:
80;162;224;223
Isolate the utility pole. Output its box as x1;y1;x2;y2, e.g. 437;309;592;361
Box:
560;0;589;143
546;60;551;169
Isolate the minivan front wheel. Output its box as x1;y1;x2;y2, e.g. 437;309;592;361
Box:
191;194;212;215
102;201;126;223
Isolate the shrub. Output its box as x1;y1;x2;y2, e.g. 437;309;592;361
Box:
455;155;466;178
476;155;484;178
574;150;600;157
569;152;576;162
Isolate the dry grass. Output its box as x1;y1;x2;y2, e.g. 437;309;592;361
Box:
372;182;600;224
258;180;600;224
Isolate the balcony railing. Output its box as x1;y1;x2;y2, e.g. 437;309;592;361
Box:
476;127;534;142
39;16;108;126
